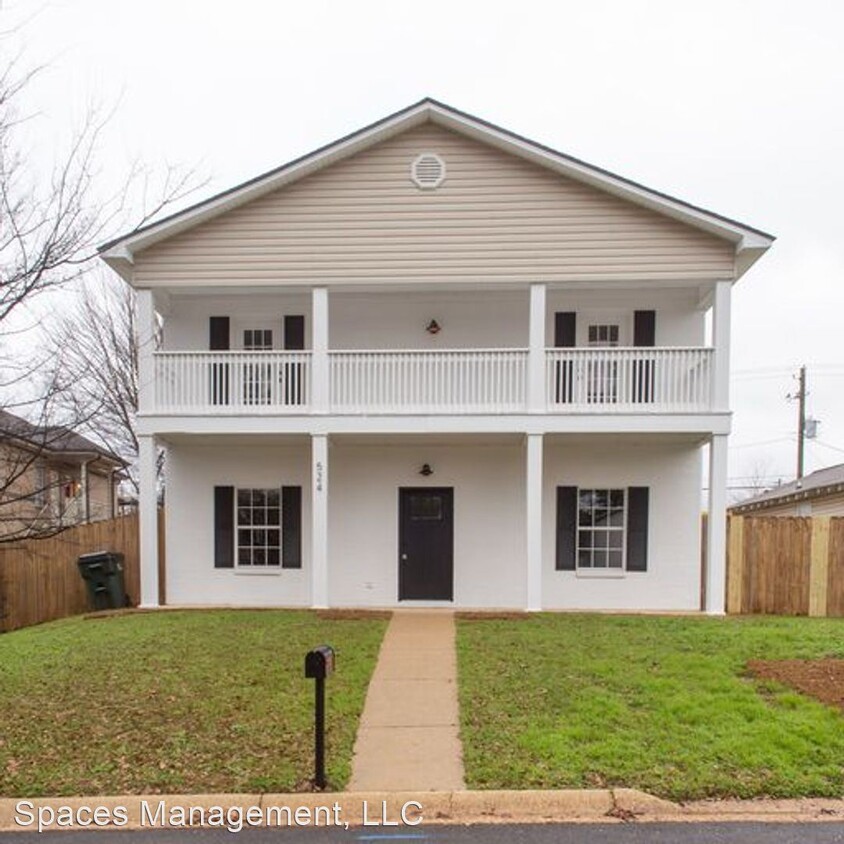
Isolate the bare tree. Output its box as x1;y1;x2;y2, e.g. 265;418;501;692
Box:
40;272;144;491
0;55;200;329
0;33;204;538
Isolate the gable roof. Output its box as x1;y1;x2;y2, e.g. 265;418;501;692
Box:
0;410;127;467
99;98;774;281
730;463;844;514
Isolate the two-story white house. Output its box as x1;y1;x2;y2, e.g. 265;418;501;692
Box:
100;99;773;614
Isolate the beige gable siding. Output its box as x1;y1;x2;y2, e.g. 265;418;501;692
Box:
134;124;736;286
812;493;844;517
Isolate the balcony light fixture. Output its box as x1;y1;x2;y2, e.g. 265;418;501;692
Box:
425;319;441;335
419;464;434;477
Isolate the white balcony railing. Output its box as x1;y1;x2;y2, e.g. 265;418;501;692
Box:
149;347;714;415
546;347;714;412
153;352;311;413
330;349;528;413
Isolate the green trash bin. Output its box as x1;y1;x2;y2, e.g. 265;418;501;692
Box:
77;551;126;611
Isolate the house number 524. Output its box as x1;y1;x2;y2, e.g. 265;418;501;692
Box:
316;461;324;492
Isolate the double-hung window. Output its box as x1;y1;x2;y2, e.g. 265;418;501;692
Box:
577;488;625;570
236;488;281;567
556;485;648;573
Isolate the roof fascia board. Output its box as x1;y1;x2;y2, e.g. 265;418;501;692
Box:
731;481;844;513
100;104;432;278
425;105;770;251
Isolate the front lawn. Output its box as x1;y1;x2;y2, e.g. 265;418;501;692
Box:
0;610;387;796
457;614;844;800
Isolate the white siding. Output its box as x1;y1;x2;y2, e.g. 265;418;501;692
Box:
542;439;703;611
162;287;705;352
135;123;735;287
328;442;526;609
165;442;311;606
162;435;706;611
545;288;705;347
162;294;312;351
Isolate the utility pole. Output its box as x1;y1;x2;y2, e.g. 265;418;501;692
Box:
796;365;806;480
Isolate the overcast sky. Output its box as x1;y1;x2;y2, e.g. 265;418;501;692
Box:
7;0;844;498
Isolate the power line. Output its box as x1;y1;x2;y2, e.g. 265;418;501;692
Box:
811;439;844;456
730;436;794;450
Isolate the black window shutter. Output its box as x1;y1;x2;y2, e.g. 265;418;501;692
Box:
554;312;577;347
281;486;302;569
633;311;656;347
553;313;576;404
556;486;578;570
282;316;306;406
214;486;234;568
627;487;649;572
209;317;231;405
209;316;230;350
633;311;656;403
284;315;305;351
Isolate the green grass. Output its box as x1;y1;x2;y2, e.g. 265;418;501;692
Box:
0;610;387;797
457;614;844;800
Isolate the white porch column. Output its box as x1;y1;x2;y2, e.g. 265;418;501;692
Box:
528;283;547;412
706;434;728;615
311;287;329;413
526;433;544;611
138;434;159;608
311;434;329;608
136;289;156;414
712;280;732;412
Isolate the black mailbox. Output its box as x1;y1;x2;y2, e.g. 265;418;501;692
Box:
305;645;335;679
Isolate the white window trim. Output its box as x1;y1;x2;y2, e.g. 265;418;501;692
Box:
575;486;628;579
234;324;277;351
234;487;283;571
578;310;631;347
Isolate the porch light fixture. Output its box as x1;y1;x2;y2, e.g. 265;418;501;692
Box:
419;464;434;477
426;319;441;335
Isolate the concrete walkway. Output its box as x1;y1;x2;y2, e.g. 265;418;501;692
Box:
348;611;465;792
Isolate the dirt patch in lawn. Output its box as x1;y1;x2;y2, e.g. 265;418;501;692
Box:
748;659;844;713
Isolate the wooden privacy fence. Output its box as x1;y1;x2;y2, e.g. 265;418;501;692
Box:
726;515;844;617
0;513;150;633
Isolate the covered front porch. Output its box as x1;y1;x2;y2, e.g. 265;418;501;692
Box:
137;430;729;614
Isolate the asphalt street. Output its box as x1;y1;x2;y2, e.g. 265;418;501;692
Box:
1;824;844;843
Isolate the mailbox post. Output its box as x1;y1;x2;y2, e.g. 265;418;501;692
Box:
304;645;335;789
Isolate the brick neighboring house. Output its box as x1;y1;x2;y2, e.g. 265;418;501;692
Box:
731;463;844;517
0;410;126;538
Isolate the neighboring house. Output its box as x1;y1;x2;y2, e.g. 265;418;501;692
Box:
0;410;125;538
731;464;844;517
99;99;773;613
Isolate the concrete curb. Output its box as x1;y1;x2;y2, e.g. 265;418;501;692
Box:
1;790;843;832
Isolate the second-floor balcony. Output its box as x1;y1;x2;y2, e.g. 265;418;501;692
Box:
150;346;715;415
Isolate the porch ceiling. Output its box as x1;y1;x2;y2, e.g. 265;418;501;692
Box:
544;432;710;447
160;433;311;448
330;432;524;447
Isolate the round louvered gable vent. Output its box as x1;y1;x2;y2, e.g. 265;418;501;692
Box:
411;153;446;189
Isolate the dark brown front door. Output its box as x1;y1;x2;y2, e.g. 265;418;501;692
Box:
398;488;454;601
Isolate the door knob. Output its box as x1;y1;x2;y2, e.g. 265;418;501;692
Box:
401;553;408;561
